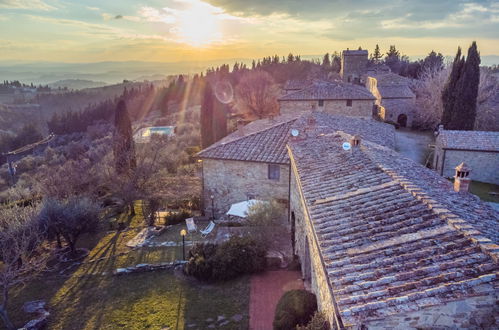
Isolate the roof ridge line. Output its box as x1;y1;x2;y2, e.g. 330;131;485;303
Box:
375;163;499;264
197;117;297;156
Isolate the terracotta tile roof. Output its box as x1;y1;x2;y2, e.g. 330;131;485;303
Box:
283;79;312;91
197;112;395;163
377;86;415;99
437;129;499;152
279;80;375;101
380;98;417;113
288;133;499;326
370;73;415;99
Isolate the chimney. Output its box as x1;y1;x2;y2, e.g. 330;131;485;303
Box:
350;135;361;147
454;162;471;193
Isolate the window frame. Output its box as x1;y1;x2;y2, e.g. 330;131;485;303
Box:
267;164;280;181
346;99;353;107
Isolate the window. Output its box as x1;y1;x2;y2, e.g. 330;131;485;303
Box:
318;99;324;107
268;164;280;180
346;99;352;107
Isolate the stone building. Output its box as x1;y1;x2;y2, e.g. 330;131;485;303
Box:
433;126;499;184
278;80;376;118
366;73;416;127
197;112;394;218
340;49;369;84
288;120;498;329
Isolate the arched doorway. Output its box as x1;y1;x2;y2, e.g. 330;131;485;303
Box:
397;114;408;127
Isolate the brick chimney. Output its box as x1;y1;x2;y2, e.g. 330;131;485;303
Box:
454;162;471;193
350;135;361;147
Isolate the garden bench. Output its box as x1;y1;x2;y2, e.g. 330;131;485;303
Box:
200;221;216;238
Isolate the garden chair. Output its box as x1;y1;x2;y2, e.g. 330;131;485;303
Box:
185;217;197;233
200;221;216;238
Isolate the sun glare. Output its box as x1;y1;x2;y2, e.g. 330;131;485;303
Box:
176;1;222;47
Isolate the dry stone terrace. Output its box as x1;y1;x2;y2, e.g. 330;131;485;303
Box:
288;131;498;327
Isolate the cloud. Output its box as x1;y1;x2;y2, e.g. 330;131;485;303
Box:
204;0;499;40
0;0;56;11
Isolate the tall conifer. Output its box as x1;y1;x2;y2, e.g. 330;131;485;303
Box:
201;82;215;148
113;100;135;174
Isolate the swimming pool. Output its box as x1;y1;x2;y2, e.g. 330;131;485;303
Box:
141;126;175;137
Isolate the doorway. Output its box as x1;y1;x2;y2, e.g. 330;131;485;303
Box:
397;114;408;127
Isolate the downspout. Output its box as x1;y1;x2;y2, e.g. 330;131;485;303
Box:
287;163;291;223
440;149;446;176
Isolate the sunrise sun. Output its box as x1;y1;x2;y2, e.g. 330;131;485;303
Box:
175;0;222;47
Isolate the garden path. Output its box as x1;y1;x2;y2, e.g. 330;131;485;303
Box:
249;270;303;330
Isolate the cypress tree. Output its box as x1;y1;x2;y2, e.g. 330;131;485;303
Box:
455;42;480;130
213;101;228;143
113;100;136;174
200;82;214;148
442;47;464;128
442;42;480;130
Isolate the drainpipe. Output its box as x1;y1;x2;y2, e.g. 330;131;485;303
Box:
440;149;446;176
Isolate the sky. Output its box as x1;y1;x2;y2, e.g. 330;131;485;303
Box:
1;0;499;63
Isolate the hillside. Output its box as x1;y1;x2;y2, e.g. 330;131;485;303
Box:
48;79;108;90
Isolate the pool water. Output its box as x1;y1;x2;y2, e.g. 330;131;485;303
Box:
142;126;175;137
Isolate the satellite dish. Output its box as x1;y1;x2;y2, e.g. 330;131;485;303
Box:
342;142;351;151
291;129;299;137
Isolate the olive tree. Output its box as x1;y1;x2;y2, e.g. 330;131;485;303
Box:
38;197;101;255
0;204;47;330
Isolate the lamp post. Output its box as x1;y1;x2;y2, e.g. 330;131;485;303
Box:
180;229;187;260
210;194;215;220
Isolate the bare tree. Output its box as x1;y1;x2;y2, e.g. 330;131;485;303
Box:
235;70;279;119
0;204;48;330
413;65;499;131
412;66;450;129
475;69;499;131
246;200;287;250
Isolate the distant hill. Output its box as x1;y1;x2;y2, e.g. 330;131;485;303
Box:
48;79;108;90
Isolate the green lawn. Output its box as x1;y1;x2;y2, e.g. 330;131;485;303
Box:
469;181;499;203
8;203;249;330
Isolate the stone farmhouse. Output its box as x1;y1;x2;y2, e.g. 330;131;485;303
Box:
197;112;395;218
278;80;376;118
282;49;416;127
197;111;499;329
365;73;416;127
433;126;499;185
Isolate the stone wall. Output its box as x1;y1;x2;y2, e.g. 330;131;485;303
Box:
433;142;499;185
202;159;290;218
378;100;415;128
362;286;498;329
279;100;373;118
289;164;343;329
341;54;368;83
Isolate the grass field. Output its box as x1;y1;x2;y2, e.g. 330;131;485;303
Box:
8;204;249;330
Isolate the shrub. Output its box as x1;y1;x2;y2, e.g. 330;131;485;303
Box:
211;236;266;281
273;290;318;330
184;242;217;280
296;311;330;330
184;236;266;281
164;209;192;226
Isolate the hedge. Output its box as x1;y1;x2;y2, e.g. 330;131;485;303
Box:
273;290;317;330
